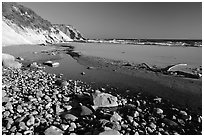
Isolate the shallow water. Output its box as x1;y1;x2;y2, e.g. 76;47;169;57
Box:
71;42;202;68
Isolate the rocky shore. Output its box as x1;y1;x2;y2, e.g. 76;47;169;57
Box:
2;66;202;135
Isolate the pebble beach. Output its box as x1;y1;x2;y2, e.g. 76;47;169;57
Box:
2;66;202;135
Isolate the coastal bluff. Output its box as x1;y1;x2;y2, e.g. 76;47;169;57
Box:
2;2;85;46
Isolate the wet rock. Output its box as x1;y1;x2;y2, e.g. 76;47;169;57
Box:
87;66;94;70
44;126;64;135
16;57;24;61
43;61;60;67
81;72;86;75
92;92;118;108
99;130;121;135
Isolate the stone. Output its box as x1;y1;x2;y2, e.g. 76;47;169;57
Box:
133;121;139;127
133;110;140;117
87;66;94;70
24;130;33;135
28;62;38;68
64;105;72;111
155;108;163;115
127;115;134;123
149;122;157;130
19;122;28;130
153;97;162;103
63;113;78;121
60;124;69;131
70;122;77;129
44;126;64;135
80;105;93;116
163;118;179;127
43;61;60;67
17;105;24;113
26;116;35;126
55;104;64;115
92;92;118;108
2;90;7;97
10;126;17;132
81;72;86;75
179;110;188;116
3;111;10;117
110;112;122;122
99;130;121;135
16;57;24;61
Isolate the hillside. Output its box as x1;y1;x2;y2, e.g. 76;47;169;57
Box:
2;2;85;46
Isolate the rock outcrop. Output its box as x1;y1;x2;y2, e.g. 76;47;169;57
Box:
2;2;84;46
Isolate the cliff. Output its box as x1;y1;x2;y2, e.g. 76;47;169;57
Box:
2;2;85;46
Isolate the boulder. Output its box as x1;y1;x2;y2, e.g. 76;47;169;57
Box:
44;126;63;135
92;92;118;108
2;53;22;69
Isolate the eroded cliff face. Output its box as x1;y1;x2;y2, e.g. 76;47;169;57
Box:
53;24;86;41
2;2;84;46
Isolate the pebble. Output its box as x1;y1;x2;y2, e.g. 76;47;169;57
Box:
60;124;69;131
110;112;122;122
2;66;202;135
133;110;140;117
19;122;28;130
26;115;35;126
81;72;86;75
4;111;10;117
127;115;134;123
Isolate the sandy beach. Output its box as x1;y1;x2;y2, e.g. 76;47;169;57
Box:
3;43;202;114
2;43;202;135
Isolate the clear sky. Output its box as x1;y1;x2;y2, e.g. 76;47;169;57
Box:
19;2;202;39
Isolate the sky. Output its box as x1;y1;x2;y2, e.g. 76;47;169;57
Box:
19;2;202;39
